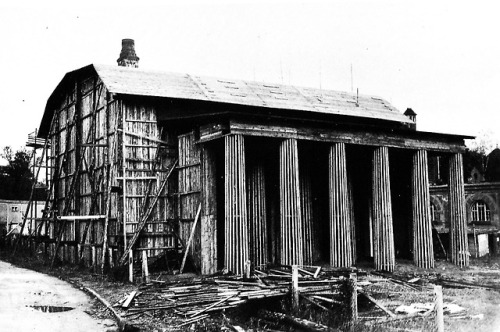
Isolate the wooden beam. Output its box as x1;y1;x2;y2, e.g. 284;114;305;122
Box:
118;128;171;145
228;119;466;152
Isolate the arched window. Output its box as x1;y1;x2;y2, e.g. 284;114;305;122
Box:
471;200;491;224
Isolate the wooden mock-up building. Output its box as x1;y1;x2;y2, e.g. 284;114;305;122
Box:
33;41;473;274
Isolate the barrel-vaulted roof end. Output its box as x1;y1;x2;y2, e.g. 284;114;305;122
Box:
40;63;415;137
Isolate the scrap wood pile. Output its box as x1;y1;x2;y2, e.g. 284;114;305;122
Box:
115;265;352;327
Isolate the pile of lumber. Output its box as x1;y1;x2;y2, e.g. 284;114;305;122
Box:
117;265;351;326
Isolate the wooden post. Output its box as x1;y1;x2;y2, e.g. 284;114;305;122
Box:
142;250;150;283
291;265;299;311
108;248;114;268
200;144;218;275
247;161;268;267
77;244;82;264
434;285;444;332
279;139;303;266
244;260;251;279
411;150;435;268
329;143;354;267
372;146;395;272
449;153;469;267
91;245;96;272
224;135;249;275
128;249;133;283
348;273;358;323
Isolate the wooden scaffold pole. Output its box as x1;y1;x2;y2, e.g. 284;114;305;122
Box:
279;138;303;266
449;153;469;267
411;149;434;268
224;134;249;275
372;146;395;272
329;142;354;267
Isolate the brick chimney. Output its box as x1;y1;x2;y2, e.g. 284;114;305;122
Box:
117;39;139;68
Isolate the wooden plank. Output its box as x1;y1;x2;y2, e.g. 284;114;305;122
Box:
180;204;202;273
360;291;396;318
118;129;170;145
122;290;138;308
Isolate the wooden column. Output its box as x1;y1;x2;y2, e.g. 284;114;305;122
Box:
449;153;469;267
372;146;395;272
279;139;303;265
411;150;435;268
329;142;354;267
300;161;314;265
247;161;268;267
201;144;217;275
224;135;249;275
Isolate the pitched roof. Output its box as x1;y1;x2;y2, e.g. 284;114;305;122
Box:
93;64;412;123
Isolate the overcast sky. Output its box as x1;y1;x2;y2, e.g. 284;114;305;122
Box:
1;0;499;157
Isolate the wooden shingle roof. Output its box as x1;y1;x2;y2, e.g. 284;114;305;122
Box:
93;64;412;124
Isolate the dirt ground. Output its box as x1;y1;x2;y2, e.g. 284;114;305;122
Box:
0;260;118;332
1;246;500;332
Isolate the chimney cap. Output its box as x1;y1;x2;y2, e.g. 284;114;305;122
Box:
404;108;417;116
117;38;139;68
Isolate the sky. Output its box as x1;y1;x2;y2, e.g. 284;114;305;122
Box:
1;0;499;161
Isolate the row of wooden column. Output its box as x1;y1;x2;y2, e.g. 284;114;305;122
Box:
219;133;468;274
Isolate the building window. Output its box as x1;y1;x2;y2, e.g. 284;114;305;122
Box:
11;206;19;212
471;200;491;224
430;203;439;223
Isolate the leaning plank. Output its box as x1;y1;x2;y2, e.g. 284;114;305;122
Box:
122;290;138;309
189;292;238;318
359;291;396;318
118;129;171;145
180;204;202;274
118;159;178;266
